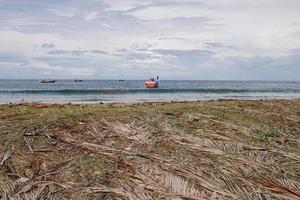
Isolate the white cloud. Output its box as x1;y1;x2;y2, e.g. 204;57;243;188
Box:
48;8;77;18
84;12;99;21
128;4;208;20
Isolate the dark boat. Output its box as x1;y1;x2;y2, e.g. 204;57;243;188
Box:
74;79;83;82
118;79;125;82
39;80;56;83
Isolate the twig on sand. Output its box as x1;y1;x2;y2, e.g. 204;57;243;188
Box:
23;136;34;153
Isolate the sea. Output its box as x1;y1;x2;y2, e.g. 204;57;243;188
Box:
0;80;299;104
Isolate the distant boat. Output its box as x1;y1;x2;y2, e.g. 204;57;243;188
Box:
39;80;56;83
74;79;83;82
118;79;125;82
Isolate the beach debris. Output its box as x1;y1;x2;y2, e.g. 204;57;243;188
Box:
0;150;11;165
0;100;299;199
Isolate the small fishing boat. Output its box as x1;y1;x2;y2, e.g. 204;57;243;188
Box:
118;79;125;82
144;79;159;88
39;80;56;83
74;79;83;82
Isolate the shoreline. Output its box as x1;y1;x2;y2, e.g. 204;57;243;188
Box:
1;99;299;199
1;97;300;106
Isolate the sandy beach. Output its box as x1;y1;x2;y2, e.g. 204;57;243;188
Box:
0;99;299;199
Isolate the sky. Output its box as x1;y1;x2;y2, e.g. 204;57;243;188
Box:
0;0;299;80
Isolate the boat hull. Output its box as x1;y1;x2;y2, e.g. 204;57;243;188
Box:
144;81;159;88
40;80;56;83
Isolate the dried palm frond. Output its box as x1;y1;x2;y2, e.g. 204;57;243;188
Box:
0;180;61;200
0;181;17;199
0;150;11;166
257;177;300;200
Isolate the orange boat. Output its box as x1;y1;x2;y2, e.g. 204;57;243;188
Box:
144;80;159;88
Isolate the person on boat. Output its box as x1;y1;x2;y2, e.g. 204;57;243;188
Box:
156;76;160;84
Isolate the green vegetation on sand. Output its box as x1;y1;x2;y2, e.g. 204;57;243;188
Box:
0;99;299;199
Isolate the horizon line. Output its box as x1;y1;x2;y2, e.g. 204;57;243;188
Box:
0;78;299;82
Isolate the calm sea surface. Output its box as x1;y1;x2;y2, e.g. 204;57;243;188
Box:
0;80;299;104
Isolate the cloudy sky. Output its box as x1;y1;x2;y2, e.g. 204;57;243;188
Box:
0;0;299;80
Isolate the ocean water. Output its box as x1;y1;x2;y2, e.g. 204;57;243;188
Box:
0;80;299;104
